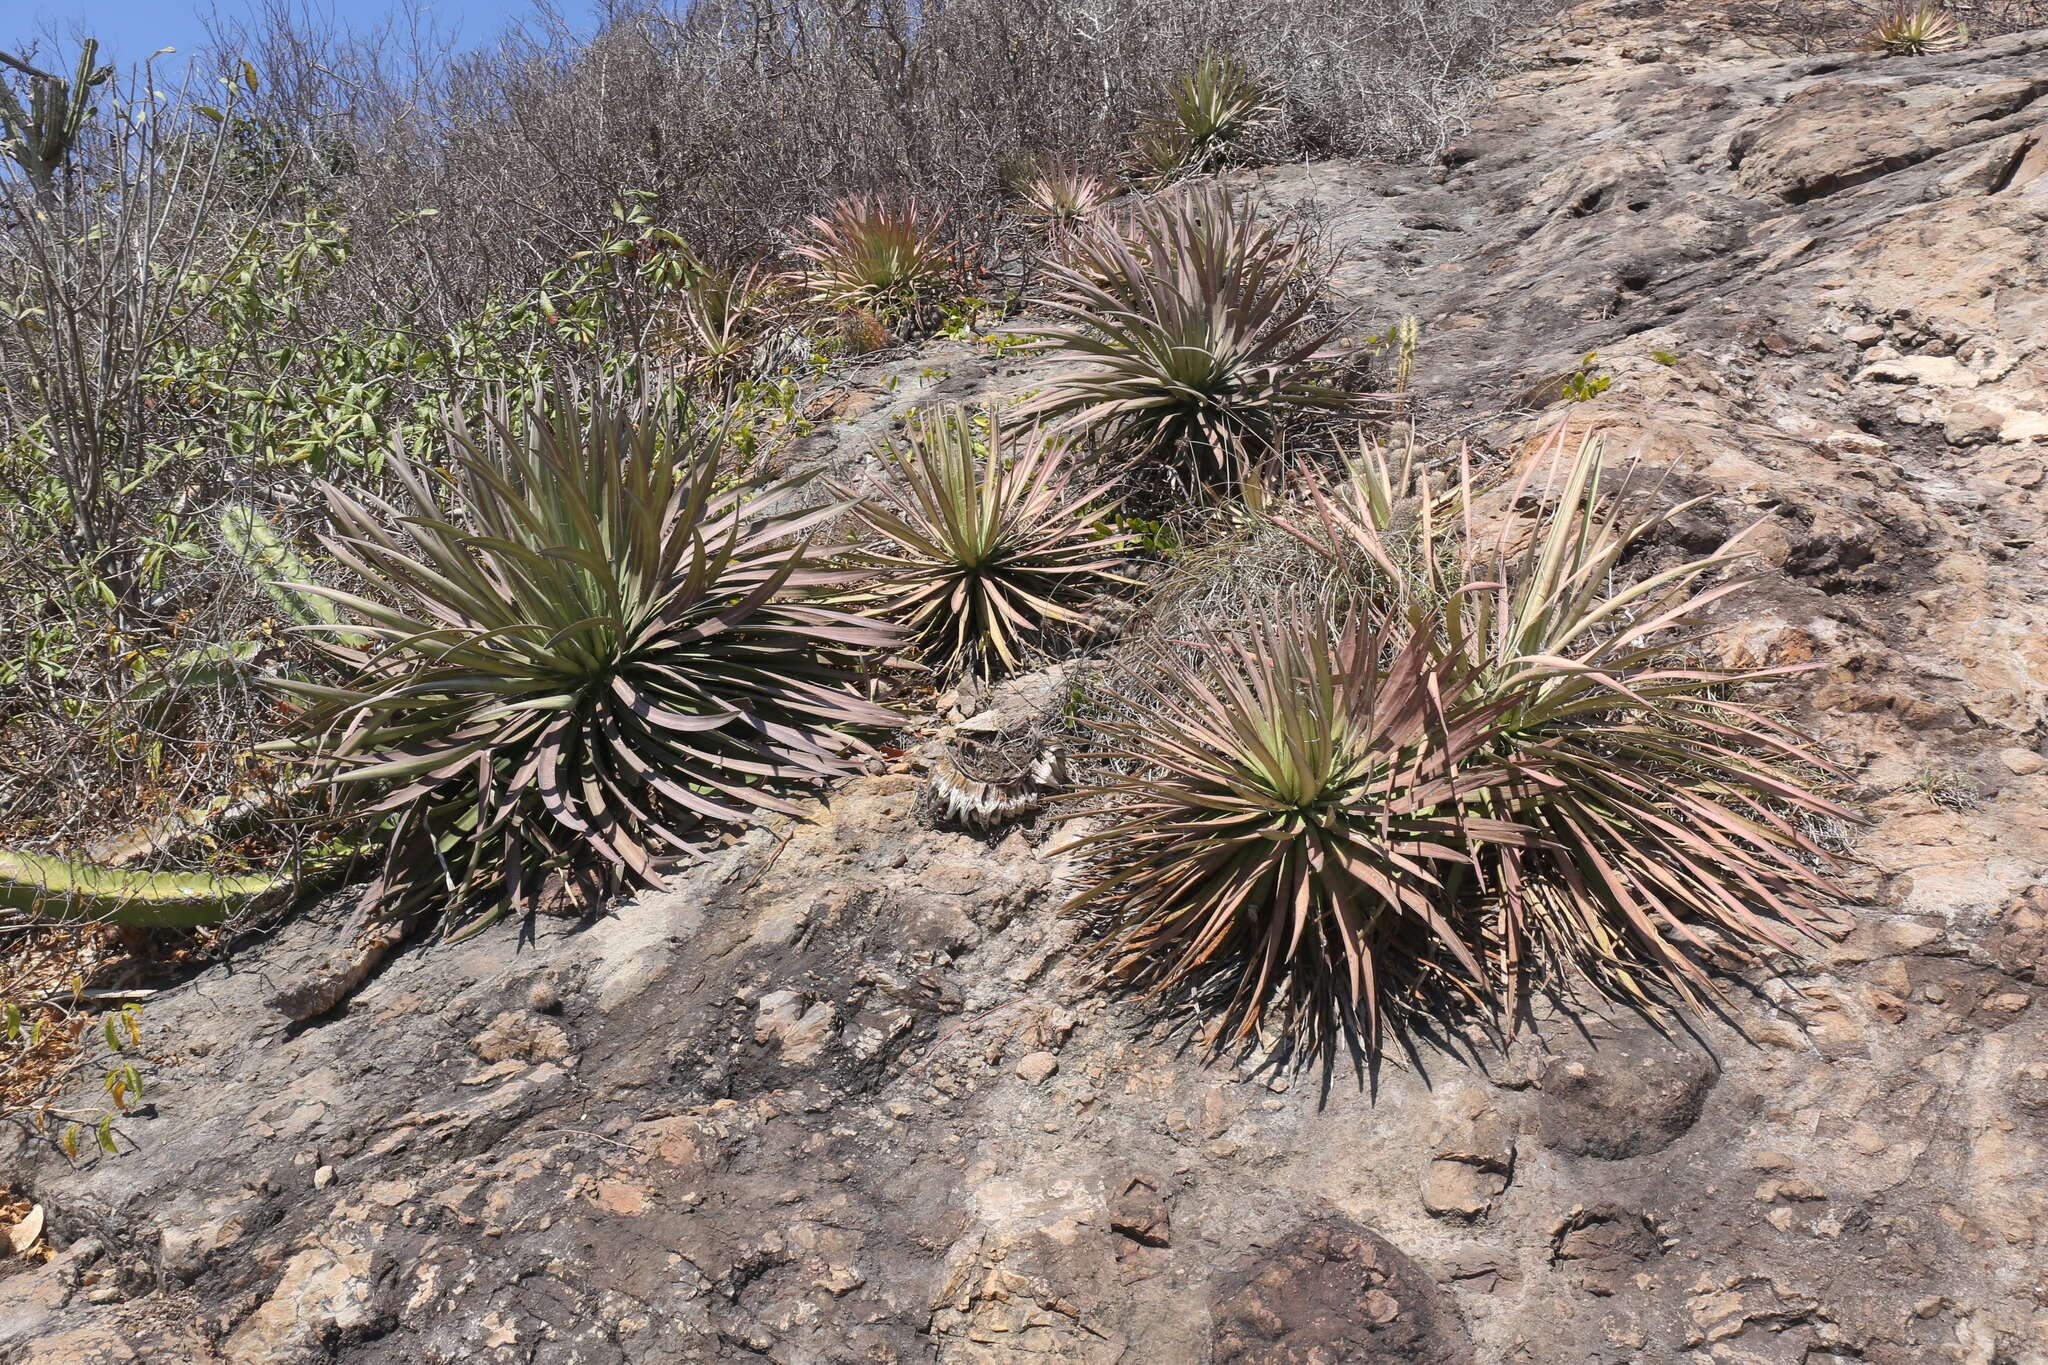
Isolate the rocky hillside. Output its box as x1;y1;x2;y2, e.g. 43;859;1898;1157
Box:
5;4;2048;1361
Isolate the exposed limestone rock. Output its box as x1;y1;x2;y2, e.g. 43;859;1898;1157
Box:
466;1010;574;1066
1548;1205;1664;1299
1535;1026;1720;1160
220;1239;379;1365
1421;1089;1516;1220
1210;1218;1472;1364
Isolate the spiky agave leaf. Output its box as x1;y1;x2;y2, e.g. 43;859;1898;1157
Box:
670;261;774;384
1866;4;1964;55
788;195;954;318
1019;188;1365;494
847;407;1134;677
1291;429;1857;1015
1062;613;1538;1063
280;381;901;938
1159;55;1274;162
1011;163;1118;237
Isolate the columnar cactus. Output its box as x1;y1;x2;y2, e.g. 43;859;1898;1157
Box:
0;39;115;193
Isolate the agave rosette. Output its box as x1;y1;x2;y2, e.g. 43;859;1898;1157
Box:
670;261;775;383
788;195;954;317
1160;55;1275;162
1013;164;1118;237
1019;188;1362;493
281;384;900;937
1063;613;1539;1060
848;407;1133;677
1867;4;1964;55
1283;429;1856;1014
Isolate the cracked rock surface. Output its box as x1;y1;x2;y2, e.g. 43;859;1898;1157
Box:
5;3;2048;1361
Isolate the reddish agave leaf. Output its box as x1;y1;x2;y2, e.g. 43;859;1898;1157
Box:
280;380;902;939
1061;612;1536;1063
846;406;1134;677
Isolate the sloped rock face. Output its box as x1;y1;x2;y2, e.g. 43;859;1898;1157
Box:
7;5;2048;1362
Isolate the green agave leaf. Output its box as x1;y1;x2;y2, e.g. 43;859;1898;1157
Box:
287;378;904;934
846;406;1133;678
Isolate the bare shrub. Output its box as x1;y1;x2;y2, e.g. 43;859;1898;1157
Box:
211;0;1544;327
0;56;331;864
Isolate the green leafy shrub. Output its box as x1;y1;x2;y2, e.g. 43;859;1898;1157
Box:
1019;188;1362;494
1;992;146;1160
280;382;901;939
847;407;1133;677
789;196;955;319
1559;352;1611;402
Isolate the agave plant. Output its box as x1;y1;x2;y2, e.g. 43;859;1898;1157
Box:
1019;188;1362;493
279;383;900;938
1012;163;1118;238
1270;433;1465;597
1131;125;1201;187
789;195;954;318
1137;55;1274;179
1063;613;1536;1060
847;407;1133;677
1284;429;1856;1014
1454;441;1855;1012
1865;3;1964;54
669;262;773;384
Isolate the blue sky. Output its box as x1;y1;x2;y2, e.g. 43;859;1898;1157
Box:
4;0;594;71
